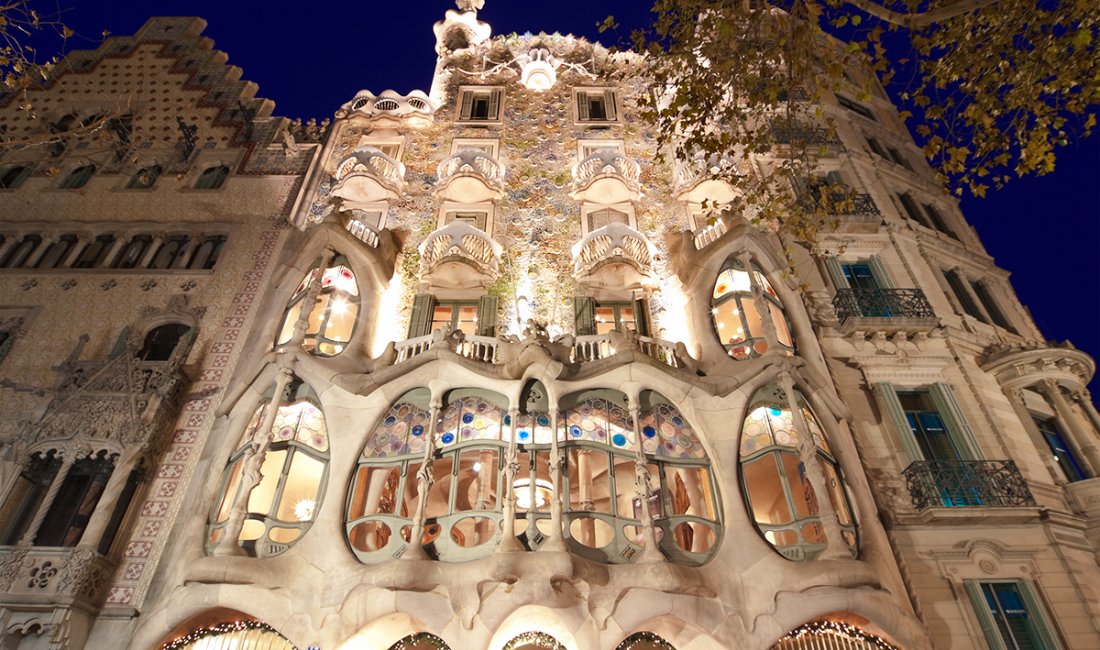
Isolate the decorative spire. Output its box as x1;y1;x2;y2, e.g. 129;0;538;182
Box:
456;0;484;11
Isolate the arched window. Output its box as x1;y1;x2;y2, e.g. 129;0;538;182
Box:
0;234;41;268
149;235;190;270
772;620;899;650
275;255;360;357
73;234;116;268
739;385;857;560
503;632;567;650
562;390;720;565
711;257;794;359
208;380;329;557
34;234;77;268
139;323;192;361
194;164;229;189
347;388;508;563
616;632;677;650
59;164;96;189
0;165;31;189
160;618;295;650
387;632;452;650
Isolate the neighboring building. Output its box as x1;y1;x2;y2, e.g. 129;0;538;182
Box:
0;4;1098;649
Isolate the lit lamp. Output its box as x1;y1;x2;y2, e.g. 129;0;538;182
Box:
520;48;558;91
513;477;554;510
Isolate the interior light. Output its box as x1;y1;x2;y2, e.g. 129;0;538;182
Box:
294;499;316;522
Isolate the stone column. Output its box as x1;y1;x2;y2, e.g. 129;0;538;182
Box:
1070;389;1100;441
101;236;129;269
404;404;441;560
18;448;85;546
779;373;849;559
576;448;596;547
1006;388;1067;484
1038;380;1100;476
23;235;56;268
169;234;198;269
630;404;663;563
497;408;523;552
212;368;294;557
741;252;780;355
0;235;19;263
137;233;164;268
541;409;567;551
77;448;142;551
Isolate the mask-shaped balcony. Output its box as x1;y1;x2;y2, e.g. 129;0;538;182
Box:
571;222;654;287
331;147;406;208
672;153;741;208
337;90;436;130
435;148;505;203
418;221;502;289
570;149;642;204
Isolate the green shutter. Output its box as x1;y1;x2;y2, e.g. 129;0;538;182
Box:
459;90;473;120
868;255;894;288
488;90;501;120
476;295;498;337
876;383;924;462
408;294;435;338
824;256;849;290
930;383;982;460
603;90;617;120
1017;581;1061;650
109;327;131;359
576;91;589;121
965;582;1007;650
574;296;596;336
633;298;651;337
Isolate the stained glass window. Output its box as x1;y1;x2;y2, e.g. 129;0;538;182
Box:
711;257;794;360
275;254;360;357
208;379;328;557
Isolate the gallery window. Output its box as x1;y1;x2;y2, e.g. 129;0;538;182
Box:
0;234;41;268
740;385;857;560
711;257;794;359
111;235;153;269
1033;416;1086;483
34;234;78;269
208;380;329;557
194;164;229;189
275;254;360;356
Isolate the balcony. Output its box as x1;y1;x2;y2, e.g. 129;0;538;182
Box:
771;122;844;150
570;149;641;204
337;90;436;129
832;288;938;335
571;222;654;287
331;146;406;207
903;460;1037;510
571;333;685;370
418;221;502;289
435;149;504;203
672;153;742;207
0;546;115;608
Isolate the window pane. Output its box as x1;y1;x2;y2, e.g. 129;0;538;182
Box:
432;305;454;332
742;455;792;525
456;448;498;511
214;459;244;523
781;453;816;519
275;451;325;522
456;305;479;335
247;449;286;516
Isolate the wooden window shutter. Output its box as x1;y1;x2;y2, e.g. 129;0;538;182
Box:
408;294;436;338
574;296;596;336
874;383;924;463
476;295;499;337
488;90;501;120
459;91;474;120
823;257;849;290
929;383;982;460
603;90;617;120
867;255;894;288
576;91;590;121
964;582;1006;650
633;298;652;337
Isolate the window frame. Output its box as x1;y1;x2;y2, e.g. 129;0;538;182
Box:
456;86;504;125
965;580;1062;650
193;164;230;190
0;165;32;189
59;164;96;189
573;87;621;125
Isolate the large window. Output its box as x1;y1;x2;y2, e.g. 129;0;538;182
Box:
966;581;1061;650
275;255;360;357
194;164;229;189
711;257;794;359
346;386;721;566
457;86;503;123
740;386;857;560
1034;416;1086;483
208;380;328;557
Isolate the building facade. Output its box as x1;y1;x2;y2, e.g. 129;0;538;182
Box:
0;4;1099;649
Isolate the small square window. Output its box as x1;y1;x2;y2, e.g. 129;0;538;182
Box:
457;87;503;124
575;88;619;124
445;210;489;231
450;138;498;158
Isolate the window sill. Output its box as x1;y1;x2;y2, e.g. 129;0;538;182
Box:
895;505;1043;527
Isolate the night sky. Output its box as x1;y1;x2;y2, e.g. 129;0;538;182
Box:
44;1;1100;392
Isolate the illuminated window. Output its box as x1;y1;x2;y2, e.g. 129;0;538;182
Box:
457;87;503;123
593;301;643;335
275;255;360;357
208;380;328;557
711;257;794;359
966;581;1061;650
1034;416;1086;483
740;385;857;560
575;88;619;123
159;618;295;650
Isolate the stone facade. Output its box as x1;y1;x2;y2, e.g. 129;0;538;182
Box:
0;5;1097;650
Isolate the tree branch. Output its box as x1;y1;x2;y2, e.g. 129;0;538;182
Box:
843;0;1002;29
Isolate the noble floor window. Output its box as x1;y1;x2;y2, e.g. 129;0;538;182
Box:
899;390;967;461
966;581;1061;650
432;301;479;335
126;165;162;189
594;302;639;335
575;88;618;123
274;254;360;357
0;235;41;267
0;452;62;544
208;380;329;557
346;386;721;566
711;257;794;359
1034;416;1086;483
740;385;857;561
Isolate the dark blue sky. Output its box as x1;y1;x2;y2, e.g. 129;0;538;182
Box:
50;1;1100;392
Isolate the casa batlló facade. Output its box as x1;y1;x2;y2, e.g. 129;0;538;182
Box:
0;3;1098;649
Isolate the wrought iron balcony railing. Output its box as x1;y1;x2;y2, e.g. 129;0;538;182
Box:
902;460;1037;510
832;288;936;322
771;123;843;147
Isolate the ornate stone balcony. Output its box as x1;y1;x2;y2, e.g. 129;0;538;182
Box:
571;222;654;286
418;221;502;288
331;146;406;207
336;90;436;129
672;153;741;207
0;546;115;609
570;149;641;204
902;460;1036;510
435;148;505;203
832;288;939;335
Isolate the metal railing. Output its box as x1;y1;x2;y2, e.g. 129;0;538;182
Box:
771;123;843;147
832;288;936;322
902;460;1036;510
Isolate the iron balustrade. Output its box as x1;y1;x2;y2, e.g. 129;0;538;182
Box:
833;288;936;322
771;124;843;147
902;460;1036;510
